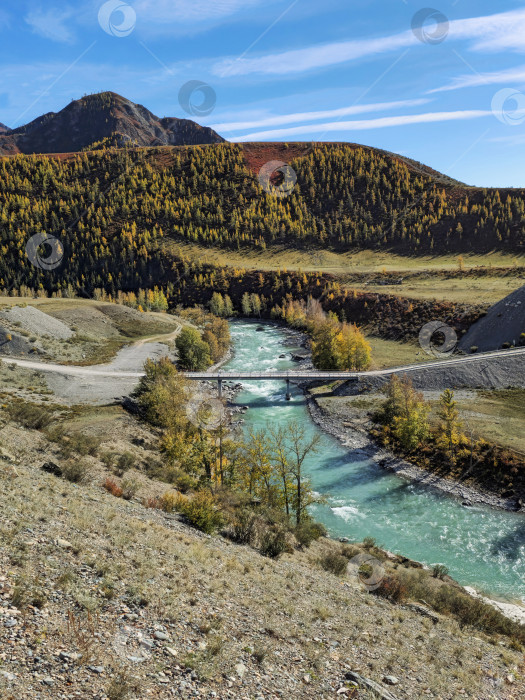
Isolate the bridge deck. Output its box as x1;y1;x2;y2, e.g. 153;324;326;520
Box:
185;346;525;381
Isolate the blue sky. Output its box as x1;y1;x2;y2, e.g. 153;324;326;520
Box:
2;0;525;186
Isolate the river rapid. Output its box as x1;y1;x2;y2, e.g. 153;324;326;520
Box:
223;320;525;603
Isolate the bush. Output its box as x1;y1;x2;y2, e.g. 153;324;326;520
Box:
319;552;348;576
64;433;101;457
341;544;361;560
100;451;117;469
62;460;91;484
362;536;376;550
470;346;478;353
121;477;140;501
169;467;198;493
228;508;258;545
294;520;327;548
372;573;407;603
260;527;288;559
143;496;161;509
432;563;449;580
106;670;142;700
175;491;224;534
117;452;136;474
7;401;52;430
159;491;178;513
12;574;47;610
103;478;123;498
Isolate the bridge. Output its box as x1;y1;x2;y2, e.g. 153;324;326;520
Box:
4;346;525;402
184;345;525;399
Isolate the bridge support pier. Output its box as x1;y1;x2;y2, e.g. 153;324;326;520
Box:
286;379;291;401
218;379;223;399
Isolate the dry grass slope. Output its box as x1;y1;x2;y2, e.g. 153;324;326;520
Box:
0;407;524;698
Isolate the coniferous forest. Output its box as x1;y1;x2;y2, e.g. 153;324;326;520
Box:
0;142;519;338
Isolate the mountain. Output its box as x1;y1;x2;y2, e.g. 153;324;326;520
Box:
0;122;9;134
0;92;224;155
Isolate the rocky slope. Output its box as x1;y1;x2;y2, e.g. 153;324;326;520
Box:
0;92;224;155
459;285;525;352
0;408;524;699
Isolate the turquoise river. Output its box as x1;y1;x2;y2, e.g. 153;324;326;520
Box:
223;320;525;603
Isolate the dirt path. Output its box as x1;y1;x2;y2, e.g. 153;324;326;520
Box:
3;323;181;404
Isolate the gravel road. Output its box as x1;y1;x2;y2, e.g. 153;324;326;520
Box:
3;326;180;404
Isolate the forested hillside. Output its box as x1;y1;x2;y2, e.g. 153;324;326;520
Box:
0;142;516;339
1;142;524;261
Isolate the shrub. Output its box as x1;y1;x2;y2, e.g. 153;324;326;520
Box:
294;519;327;548
62;460;91;484
228;508;258;545
362;536;377;550
103;478;123;498
117;452;136;473
159;491;178;513
12;574;47;610
319;552;348;576
121;477;140;501
100;451;117;469
372;573;407;603
143;496;161;509
175;491;224;534
63;433;100;457
252;644;268;664
150;464;199;493
341;544;361;560
106;670;142;700
432;563;449;580
7;401;52;429
45;424;66;443
171;469;198;493
470;346;478;353
260;527;288;559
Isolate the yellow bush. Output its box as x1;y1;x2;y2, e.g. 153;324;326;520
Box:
159;491;178;513
174;491;224;534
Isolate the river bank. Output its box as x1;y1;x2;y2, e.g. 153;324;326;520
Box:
306;396;522;513
302;390;525;623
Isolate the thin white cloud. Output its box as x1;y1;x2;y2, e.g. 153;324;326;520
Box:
230;110;492;141
25;8;76;44
429;65;525;94
489;133;525;145
134;0;265;24
214;32;413;77
211;98;430;132
213;7;525;77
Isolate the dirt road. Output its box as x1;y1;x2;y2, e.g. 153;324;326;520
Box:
3;325;181;404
